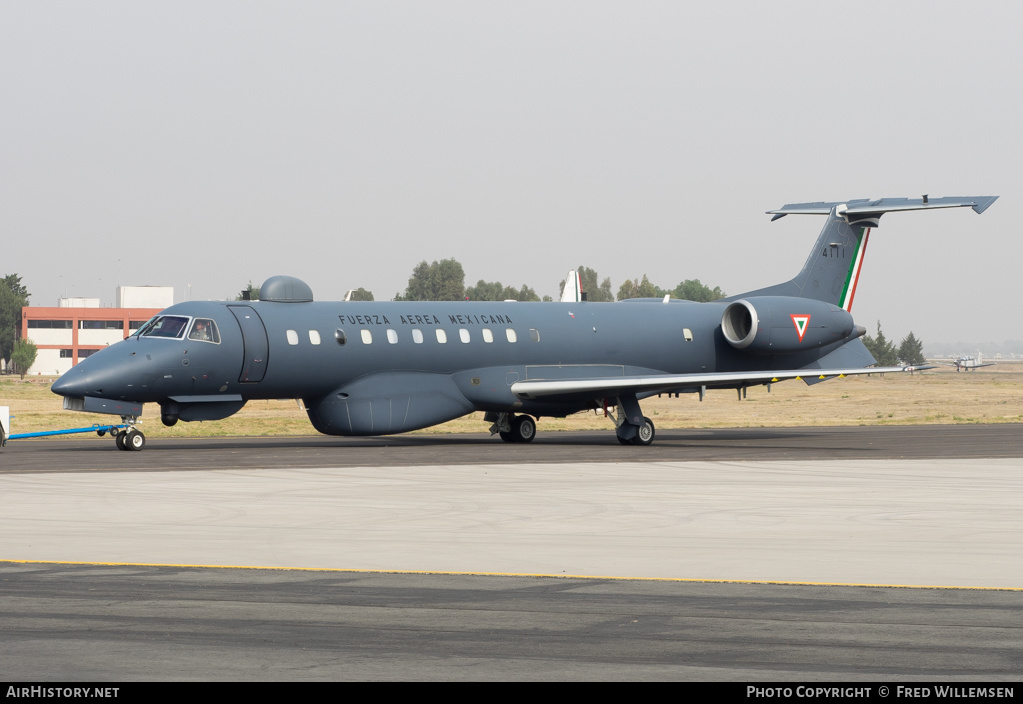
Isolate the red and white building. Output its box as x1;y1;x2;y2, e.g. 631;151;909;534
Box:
20;286;173;376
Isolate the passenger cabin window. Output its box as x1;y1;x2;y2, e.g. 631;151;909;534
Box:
683;328;693;342
505;328;517;343
142;315;190;339
459;329;470;343
188;318;221;344
335;329;347;346
387;329;398;344
529;328;540;343
482;328;494;343
309;330;321;345
436;329;448;344
412;329;424;344
361;329;373;344
286;330;299;345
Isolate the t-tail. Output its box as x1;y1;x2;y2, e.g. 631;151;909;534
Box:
733;196;998;310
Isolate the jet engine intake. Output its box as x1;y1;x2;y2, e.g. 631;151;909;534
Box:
720;297;856;354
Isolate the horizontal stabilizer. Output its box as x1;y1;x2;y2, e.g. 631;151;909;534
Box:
768;196;998;221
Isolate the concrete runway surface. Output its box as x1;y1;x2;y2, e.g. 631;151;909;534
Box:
1;425;1021;680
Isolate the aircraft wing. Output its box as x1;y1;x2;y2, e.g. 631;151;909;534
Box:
510;365;930;401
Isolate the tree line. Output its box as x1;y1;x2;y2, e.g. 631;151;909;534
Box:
863;322;925;366
388;258;726;303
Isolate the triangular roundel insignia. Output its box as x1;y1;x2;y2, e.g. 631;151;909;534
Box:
790;314;811;342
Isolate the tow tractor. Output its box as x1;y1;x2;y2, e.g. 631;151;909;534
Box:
0;406;143;451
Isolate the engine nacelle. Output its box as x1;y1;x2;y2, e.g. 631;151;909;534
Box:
720;296;856;354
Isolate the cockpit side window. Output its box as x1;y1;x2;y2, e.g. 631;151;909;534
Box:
142;315;190;339
188;318;221;344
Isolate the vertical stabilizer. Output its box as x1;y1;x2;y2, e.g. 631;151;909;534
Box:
733;196;997;308
560;270;583;303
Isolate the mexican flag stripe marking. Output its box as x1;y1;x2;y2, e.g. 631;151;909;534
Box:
839;227;871;312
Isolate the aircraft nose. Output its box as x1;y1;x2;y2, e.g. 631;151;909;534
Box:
51;353;133;399
51;366;88;397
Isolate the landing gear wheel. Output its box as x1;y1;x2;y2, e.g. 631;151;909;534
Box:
499;431;514;443
617;435;632;446
511;415;536;443
115;432;128;451
632;417;655;446
125;430;146;451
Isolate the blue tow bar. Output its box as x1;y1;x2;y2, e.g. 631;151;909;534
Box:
7;424;128;441
0;407;138;450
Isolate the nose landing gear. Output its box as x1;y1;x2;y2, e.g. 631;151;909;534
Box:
111;416;146;451
487;412;537;443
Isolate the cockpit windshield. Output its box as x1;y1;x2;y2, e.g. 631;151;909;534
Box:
131;317;157;337
141;315;190;339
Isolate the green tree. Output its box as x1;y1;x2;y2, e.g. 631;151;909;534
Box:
11;337;37;379
510;284;541;302
465;279;505;301
347;287;374;301
0;274;31;366
898;331;926;366
673;279;725;302
617;274;666;300
395;259;466;301
236;281;260;301
466;280;541;302
863;321;899;366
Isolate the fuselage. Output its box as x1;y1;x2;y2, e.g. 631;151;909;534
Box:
51;296;843;434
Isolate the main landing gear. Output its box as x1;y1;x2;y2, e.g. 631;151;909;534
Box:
487;412;537;443
486;393;656;446
605;394;655;446
108;417;145;451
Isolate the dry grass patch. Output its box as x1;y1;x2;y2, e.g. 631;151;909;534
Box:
2;369;1021;440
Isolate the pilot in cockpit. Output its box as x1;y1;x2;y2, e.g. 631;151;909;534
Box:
189;320;211;342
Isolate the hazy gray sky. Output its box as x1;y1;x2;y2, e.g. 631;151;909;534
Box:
2;1;1020;345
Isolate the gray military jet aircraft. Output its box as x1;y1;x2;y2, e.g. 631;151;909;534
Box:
51;196;997;450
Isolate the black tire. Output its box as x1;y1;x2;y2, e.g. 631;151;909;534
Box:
512;415;536;443
499;430;515;443
632;417;655;446
115;432;128;451
125;430;146;451
617;435;632;445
